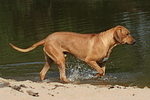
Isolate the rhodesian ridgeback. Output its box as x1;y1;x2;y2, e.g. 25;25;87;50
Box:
10;25;136;82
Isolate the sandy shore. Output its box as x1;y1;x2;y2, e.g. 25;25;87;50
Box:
0;77;149;100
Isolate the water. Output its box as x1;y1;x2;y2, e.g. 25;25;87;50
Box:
0;0;150;88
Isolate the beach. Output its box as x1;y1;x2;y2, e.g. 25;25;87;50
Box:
0;77;149;100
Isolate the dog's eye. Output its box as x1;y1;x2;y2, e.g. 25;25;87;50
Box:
126;33;130;36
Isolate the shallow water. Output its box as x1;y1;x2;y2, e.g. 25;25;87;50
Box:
0;0;150;87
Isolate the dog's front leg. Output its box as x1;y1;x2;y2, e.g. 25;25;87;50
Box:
97;62;106;76
101;66;106;75
85;60;104;76
94;66;106;76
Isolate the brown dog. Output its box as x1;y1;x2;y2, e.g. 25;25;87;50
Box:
10;26;135;82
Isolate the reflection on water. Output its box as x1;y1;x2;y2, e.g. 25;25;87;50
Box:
0;0;150;87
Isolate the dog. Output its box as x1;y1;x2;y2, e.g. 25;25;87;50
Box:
10;25;135;82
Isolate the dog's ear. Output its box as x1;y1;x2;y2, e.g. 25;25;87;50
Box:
114;28;123;43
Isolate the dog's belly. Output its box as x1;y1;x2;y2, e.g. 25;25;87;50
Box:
62;46;89;60
68;52;87;61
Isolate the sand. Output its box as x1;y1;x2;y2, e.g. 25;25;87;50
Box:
0;77;149;100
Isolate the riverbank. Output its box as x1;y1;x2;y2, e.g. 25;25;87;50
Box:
0;77;149;100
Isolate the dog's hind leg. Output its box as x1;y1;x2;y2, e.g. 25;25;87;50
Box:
40;52;54;81
55;54;71;82
44;46;71;82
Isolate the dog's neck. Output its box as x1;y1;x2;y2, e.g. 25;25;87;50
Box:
98;30;119;59
99;30;118;49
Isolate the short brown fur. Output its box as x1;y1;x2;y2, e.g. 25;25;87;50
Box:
10;26;135;82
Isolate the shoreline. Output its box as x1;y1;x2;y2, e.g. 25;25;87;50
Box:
0;77;150;100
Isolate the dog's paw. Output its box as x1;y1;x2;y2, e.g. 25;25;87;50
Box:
93;73;104;77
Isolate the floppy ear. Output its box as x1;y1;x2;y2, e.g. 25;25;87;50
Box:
114;29;123;43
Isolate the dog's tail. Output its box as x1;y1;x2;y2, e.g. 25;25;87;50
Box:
9;39;45;52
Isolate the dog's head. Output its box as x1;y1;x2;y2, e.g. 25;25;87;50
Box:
113;26;136;45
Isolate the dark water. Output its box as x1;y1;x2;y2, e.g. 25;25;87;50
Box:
0;0;150;87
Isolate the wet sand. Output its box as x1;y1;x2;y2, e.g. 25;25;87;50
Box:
0;77;149;100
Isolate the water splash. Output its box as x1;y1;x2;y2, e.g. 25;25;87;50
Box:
67;63;117;84
66;63;117;84
67;63;96;81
